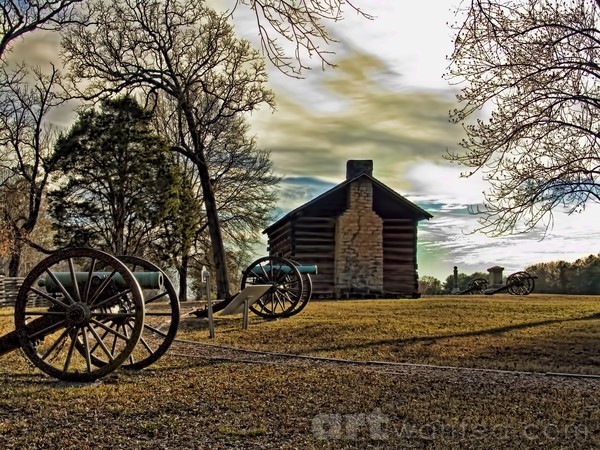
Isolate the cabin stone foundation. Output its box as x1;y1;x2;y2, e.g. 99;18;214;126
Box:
334;177;384;297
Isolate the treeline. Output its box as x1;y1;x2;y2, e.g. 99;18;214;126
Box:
524;255;600;295
419;253;600;295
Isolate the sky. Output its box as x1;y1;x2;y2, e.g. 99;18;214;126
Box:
11;0;600;281
221;0;600;281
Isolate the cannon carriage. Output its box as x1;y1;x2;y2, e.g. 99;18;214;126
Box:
191;255;317;319
484;271;537;295
0;248;180;382
456;271;537;296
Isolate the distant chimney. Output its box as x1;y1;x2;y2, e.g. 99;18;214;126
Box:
346;160;373;180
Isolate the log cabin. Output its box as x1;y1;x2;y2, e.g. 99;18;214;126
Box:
264;160;432;298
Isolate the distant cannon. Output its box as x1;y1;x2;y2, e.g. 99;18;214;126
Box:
458;277;489;295
484;271;537;295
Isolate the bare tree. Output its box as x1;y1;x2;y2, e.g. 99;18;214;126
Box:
446;0;600;236
0;63;63;275
62;0;275;298
151;94;279;301
0;0;85;58
232;0;372;76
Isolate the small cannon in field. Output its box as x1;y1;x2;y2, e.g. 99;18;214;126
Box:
458;277;490;295
484;271;537;296
455;269;536;296
191;256;318;319
0;248;180;382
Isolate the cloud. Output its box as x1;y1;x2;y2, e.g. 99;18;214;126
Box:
274;176;336;217
414;181;600;280
251;51;464;189
7;30;61;66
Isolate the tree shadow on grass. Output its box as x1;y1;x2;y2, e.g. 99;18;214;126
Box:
311;311;600;354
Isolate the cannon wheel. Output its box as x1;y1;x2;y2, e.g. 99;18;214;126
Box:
86;256;180;371
14;248;145;382
283;259;313;317
506;271;535;295
241;256;303;318
467;278;489;295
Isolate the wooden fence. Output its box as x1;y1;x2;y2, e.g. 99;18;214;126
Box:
1;276;63;308
0;276;24;307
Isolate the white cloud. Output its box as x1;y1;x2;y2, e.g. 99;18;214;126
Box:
331;1;456;91
403;161;488;205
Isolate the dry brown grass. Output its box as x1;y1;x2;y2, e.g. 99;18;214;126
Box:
179;294;600;375
0;295;599;449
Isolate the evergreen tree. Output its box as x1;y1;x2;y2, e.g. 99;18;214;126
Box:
49;95;179;256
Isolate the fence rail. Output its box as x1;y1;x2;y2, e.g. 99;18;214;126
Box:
0;277;40;307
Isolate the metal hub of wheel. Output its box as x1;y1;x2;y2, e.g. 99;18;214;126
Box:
65;303;91;325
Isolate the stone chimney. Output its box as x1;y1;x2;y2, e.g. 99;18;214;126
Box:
334;160;383;297
346;160;373;180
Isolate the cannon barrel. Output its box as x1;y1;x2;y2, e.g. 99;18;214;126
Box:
39;271;163;292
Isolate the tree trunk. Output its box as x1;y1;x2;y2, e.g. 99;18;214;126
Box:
181;105;231;299
8;237;24;277
197;160;230;299
178;254;188;302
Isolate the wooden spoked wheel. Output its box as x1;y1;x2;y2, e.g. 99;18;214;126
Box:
467;278;489;295
242;256;303;318
506;271;535;295
14;248;145;382
283;259;312;317
87;255;180;371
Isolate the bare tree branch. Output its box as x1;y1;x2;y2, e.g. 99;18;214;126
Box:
232;0;372;77
446;0;600;237
0;0;87;59
0;62;64;274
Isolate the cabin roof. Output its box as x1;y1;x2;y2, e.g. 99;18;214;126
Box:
264;173;433;235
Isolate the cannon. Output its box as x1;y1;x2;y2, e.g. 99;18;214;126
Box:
457;277;490;295
192;256;318;319
484;271;537;295
0;248;180;382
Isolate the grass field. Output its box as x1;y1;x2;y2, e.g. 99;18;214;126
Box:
1;295;599;448
180;294;600;375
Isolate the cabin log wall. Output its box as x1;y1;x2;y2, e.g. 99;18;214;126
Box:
382;219;418;295
268;217;336;296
